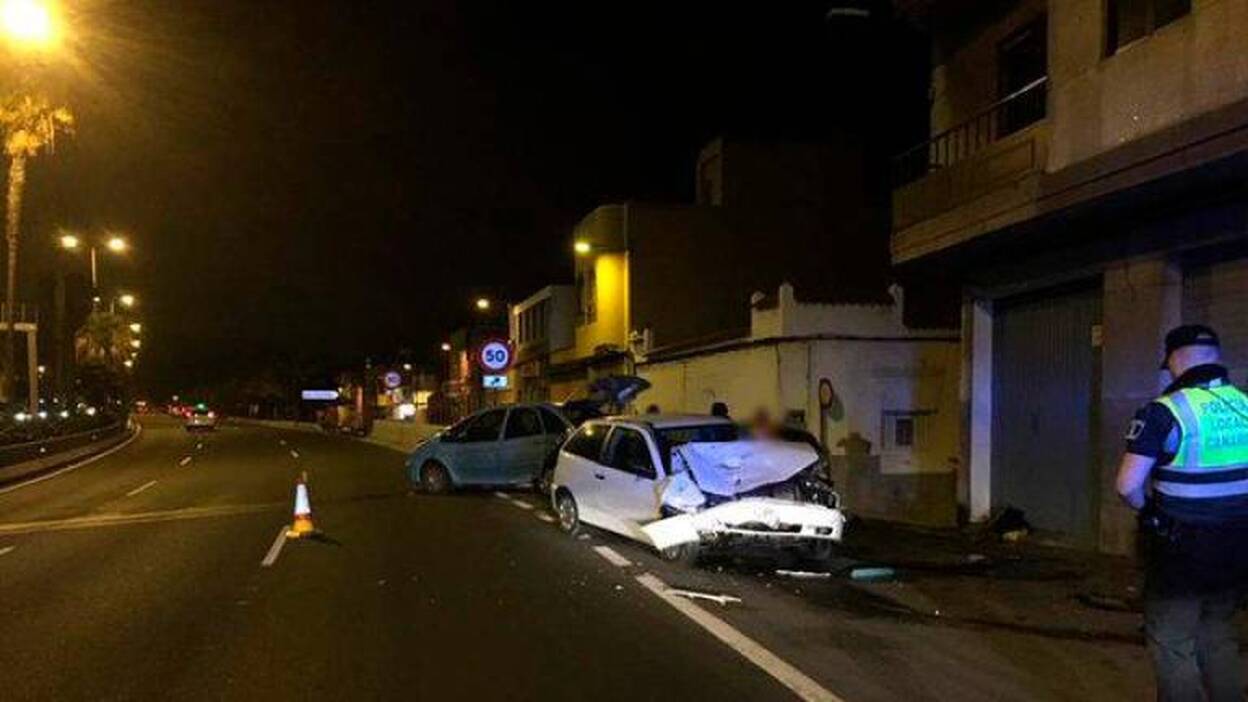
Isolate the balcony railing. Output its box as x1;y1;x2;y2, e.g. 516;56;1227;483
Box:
893;76;1047;187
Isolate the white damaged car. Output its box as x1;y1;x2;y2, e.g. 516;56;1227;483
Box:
549;415;846;563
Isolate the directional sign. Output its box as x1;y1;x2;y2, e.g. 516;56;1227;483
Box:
478;339;513;373
482;374;509;390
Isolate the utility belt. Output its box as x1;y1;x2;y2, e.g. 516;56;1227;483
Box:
1139;501;1248;546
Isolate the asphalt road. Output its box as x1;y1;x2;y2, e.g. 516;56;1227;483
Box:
0;416;1152;701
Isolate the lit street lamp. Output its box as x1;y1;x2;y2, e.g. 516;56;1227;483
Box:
1;0;57;48
475;297;491;312
117;293;135;308
129;322;141;334
440;342;451;352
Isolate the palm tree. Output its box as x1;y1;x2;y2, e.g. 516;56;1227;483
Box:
74;310;133;371
0;92;73;399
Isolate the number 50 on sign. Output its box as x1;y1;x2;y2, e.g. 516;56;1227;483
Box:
478;339;513;373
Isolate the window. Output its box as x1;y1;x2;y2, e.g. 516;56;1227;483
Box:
882;410;932;451
538;406;568;435
563;424;608;461
605;427;656;479
997;17;1047;136
503;407;543;439
654;423;739;447
460;408;506;442
576;264;597;326
1106;0;1190;55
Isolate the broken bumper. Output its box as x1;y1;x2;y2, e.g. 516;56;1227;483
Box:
642;497;846;551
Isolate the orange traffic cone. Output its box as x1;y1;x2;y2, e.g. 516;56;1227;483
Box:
286;471;317;538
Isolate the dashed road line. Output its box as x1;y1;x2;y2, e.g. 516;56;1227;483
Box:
592;545;632;568
0;424;143;496
508;498;534;511
260;527;288;567
493;491;510;500
0;545;14;557
535;512;555;524
289;449;300;459
634;572;843;702
125;480;158;498
179;456;193;467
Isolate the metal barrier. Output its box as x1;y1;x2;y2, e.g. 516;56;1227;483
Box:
0;420;128;469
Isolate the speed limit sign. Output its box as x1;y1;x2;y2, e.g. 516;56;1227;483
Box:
478;339;513;373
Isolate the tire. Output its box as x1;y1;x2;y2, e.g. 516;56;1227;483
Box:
534;465;554;497
659;542;701;565
420;461;452;494
554;489;580;535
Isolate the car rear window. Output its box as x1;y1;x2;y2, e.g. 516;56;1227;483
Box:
563;423;608;462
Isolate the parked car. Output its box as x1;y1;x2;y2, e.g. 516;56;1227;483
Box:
406;403;573;493
185;406;218;431
549;414;845;564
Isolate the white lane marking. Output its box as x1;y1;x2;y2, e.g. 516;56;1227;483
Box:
125;479;158;498
260;527;288;567
179;456;193;467
0;502;285;536
289;449;300;459
279;439;287;446
493;491;510;500
535;512;555;524
592;545;632;568
0;424;143;496
508;498;534;511
0;545;14;557
634;572;843;702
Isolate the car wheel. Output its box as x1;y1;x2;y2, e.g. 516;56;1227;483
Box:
534;465;554;496
420;461;452;494
554;490;580;535
659;542;701;565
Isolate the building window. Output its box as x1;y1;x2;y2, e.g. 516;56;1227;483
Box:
576;265;597;326
997;16;1047;137
1106;0;1190;55
882;410;932;451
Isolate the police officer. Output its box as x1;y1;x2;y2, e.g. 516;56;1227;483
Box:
1116;324;1248;702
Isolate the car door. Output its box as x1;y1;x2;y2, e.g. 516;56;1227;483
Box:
554;422;611;524
495;406;546;484
450;408;506;484
597;426;662;540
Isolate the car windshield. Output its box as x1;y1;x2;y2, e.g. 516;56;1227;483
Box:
654;423;740;472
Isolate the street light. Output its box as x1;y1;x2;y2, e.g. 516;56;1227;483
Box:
475;297;491;311
106;236;127;253
1;0;57;48
440;342;451;352
118;293;135;308
58;233;78;250
129;338;140;349
129;322;141;333
574;240;592;255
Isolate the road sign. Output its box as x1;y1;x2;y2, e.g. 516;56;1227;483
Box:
482;374;508;390
301;389;339;401
478;339;513;373
383;371;402;389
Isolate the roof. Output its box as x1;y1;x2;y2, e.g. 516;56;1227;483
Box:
597;414;733;430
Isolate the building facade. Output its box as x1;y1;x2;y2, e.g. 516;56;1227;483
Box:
893;0;1248;551
508;285;576;403
638;283;962;526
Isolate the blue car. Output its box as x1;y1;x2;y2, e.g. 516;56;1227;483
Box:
406;403;573;493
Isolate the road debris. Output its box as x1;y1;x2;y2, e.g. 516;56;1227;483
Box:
665;588;742;606
775;569;832;579
849;567;896;582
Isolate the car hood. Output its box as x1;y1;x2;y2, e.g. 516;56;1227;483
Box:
672;440;819;498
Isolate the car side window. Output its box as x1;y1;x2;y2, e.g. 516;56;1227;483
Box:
537;406;568;435
460;409;506;442
504;407;543;439
605;427;656;479
563;424;608;462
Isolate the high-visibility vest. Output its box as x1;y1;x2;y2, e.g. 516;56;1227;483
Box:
1152;383;1248;501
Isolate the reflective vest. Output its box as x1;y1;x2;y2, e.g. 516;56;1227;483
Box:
1152;383;1248;501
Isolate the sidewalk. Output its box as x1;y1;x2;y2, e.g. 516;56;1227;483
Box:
833;519;1152;645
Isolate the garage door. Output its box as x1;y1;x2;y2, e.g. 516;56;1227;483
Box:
992;282;1101;542
1184;255;1248;383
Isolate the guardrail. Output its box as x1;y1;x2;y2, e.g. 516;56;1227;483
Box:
0;420;129;470
893;76;1047;186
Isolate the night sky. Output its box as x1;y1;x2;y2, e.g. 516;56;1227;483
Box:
17;0;927;397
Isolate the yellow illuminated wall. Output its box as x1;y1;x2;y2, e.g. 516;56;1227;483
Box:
572;251;629;359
